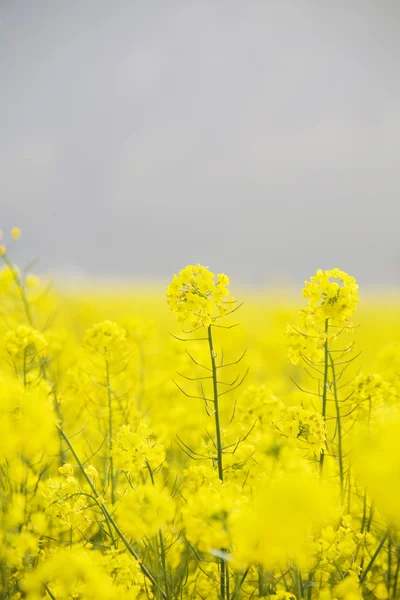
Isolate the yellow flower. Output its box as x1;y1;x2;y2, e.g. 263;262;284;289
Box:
86;465;99;480
58;464;74;477
11;227;21;240
0;245;7;256
302;268;359;326
166;264;235;328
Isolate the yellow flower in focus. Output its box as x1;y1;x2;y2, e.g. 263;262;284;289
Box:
111;422;165;475
166;264;234;328
302;268;359;325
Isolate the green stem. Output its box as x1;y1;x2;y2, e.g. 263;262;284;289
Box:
158;530;170;599
319;319;329;473
361;493;368;534
44;583;57;600
360;532;388;585
220;560;227;600
329;353;344;499
258;567;266;596
307;571;314;600
232;568;249;600
226;562;230;599
388;536;392;593
295;568;303;600
392;549;400;599
57;426;166;599
208;326;224;482
207;325;228;600
360;503;375;573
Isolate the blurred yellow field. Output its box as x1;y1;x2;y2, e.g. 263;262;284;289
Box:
1;236;400;600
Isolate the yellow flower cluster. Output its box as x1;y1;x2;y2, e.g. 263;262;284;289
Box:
166;264;235;327
302;268;359;325
272;404;326;456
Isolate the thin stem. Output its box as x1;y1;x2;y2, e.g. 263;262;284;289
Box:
361;492;368;534
159;530;171;599
388;536;392;594
258;567;266;596
226;563;230;599
232;568;249;600
44;583;57;600
360;532;388;585
295;568;303;600
207;325;228;600
329;353;344;499
208;326;224;482
319;319;329;473
220;560;227;600
392;549;400;599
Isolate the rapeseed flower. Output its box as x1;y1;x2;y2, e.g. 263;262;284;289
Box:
166;264;235;327
302;268;359;326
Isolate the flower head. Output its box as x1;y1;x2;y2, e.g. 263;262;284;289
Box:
166;264;235;328
302;268;359;325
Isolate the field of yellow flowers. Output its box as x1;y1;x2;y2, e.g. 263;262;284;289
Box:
1;230;400;600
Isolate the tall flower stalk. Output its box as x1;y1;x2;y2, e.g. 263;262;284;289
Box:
167;264;248;600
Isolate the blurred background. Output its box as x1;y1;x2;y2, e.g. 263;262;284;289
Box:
1;1;399;288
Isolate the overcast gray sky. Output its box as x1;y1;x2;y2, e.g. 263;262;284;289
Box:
1;1;400;288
